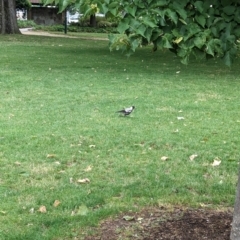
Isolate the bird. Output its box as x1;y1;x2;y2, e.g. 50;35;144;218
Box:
116;106;135;116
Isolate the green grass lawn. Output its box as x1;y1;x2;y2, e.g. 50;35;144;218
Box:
0;33;240;239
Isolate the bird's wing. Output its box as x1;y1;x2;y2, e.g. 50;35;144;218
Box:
124;107;133;113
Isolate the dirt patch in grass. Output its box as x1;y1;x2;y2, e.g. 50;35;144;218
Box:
85;207;232;240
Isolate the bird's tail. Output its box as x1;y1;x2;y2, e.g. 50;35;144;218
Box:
116;110;124;113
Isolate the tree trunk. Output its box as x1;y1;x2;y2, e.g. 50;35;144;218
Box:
90;14;96;27
231;169;240;239
0;0;21;34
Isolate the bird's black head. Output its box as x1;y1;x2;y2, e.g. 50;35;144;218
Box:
132;106;135;109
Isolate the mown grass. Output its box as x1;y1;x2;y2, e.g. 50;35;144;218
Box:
0;33;240;239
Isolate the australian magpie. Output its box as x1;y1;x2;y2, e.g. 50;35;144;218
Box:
116;106;135;116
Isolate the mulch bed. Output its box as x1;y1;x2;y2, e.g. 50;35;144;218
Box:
85;207;233;240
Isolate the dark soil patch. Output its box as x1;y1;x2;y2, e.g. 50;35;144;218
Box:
85;207;233;240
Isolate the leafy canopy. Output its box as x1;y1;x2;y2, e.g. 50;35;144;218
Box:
16;0;31;9
42;0;240;66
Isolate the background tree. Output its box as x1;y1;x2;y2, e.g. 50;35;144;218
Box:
231;169;240;239
0;0;21;34
16;0;31;9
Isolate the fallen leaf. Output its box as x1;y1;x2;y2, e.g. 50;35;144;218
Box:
14;161;21;166
123;215;135;221
189;154;198;161
211;158;221;167
0;211;7;215
199;203;211;207
69;177;73;183
89;145;95;148
29;208;34;214
47;154;56;158
84;165;92;172
87;189;91;195
177;116;185;120
38;205;47;213
161;156;169;161
53;200;61;207
77;178;90;184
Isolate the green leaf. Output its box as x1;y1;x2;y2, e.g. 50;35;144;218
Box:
130;38;141;51
108;1;119;15
183;23;202;41
130;18;141;30
205;40;215;56
117;22;129;33
136;25;147;37
144;28;153;42
143;18;157;28
151;9;165;19
58;0;70;12
101;3;109;14
234;9;240;24
210;27;218;37
162;36;173;48
125;5;137;17
152;0;170;7
195;14;206;28
233;28;240;38
194;1;204;13
223;51;232;66
117;19;130;34
181;55;189;65
165;9;178;25
108;1;119;9
43;0;55;6
172;2;187;20
223;6;236;16
193;37;205;49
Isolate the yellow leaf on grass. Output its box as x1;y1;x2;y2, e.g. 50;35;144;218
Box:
84;165;92;172
123;215;135;221
38;205;47;213
211;158;221;167
47;154;56;158
177;116;185;120
77;178;90;184
161;156;169;161
53;200;61;207
189;154;198;161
